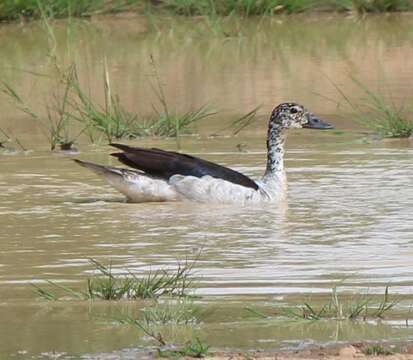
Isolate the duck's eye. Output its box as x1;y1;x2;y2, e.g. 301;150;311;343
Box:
290;108;298;114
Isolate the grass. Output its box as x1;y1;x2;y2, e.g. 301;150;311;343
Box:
33;258;196;300
335;77;413;138
362;344;394;356
119;316;209;358
68;57;215;140
0;127;27;151
144;0;413;15
229;105;261;135
67;62;142;143
3;59;216;147
158;337;210;358
0;0;411;21
1;78;80;151
247;286;398;321
0;0;142;21
284;286;397;321
138;55;216;138
117;308;209;358
141;299;200;325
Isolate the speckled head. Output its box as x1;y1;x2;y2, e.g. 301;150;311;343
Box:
270;102;334;130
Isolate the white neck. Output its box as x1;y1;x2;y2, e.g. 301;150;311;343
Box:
262;122;286;182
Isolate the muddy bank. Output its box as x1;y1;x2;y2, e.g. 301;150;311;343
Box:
204;343;413;359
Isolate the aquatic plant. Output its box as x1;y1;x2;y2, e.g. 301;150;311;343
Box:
33;258;196;300
247;286;398;321
335;77;413;138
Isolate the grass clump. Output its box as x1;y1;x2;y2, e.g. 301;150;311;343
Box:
71;57;215;140
33;258;196;300
158;337;210;358
335;77;413;138
4;58;215;146
247;286;398;321
362;344;394;356
68;62;142;143
284;286;397;321
117;311;209;358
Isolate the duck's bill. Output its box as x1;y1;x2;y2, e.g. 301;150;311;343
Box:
303;114;334;129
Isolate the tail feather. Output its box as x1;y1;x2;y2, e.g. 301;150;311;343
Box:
73;159;179;202
73;159;124;177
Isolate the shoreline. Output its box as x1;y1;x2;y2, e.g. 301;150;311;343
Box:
198;342;413;359
1;1;413;23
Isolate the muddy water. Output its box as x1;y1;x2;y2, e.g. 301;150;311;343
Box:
1;14;413;359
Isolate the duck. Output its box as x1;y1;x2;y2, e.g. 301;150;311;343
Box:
74;102;333;204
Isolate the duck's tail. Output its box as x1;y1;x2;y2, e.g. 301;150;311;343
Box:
73;159;179;203
73;159;124;177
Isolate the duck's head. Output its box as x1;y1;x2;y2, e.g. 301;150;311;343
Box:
271;102;334;130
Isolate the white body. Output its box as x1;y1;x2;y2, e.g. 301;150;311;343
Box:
85;162;287;204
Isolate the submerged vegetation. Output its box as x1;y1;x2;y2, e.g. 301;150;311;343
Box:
33;258;195;300
0;0;411;21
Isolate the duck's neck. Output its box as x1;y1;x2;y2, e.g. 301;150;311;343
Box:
263;122;286;181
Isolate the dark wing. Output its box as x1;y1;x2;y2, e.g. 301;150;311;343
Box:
110;143;258;190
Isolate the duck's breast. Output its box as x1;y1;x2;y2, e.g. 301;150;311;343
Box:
169;175;275;204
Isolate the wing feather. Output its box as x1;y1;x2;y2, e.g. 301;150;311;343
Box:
110;143;258;190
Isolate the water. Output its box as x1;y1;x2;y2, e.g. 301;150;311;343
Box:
0;13;413;359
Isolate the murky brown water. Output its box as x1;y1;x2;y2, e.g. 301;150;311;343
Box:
1;13;413;359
